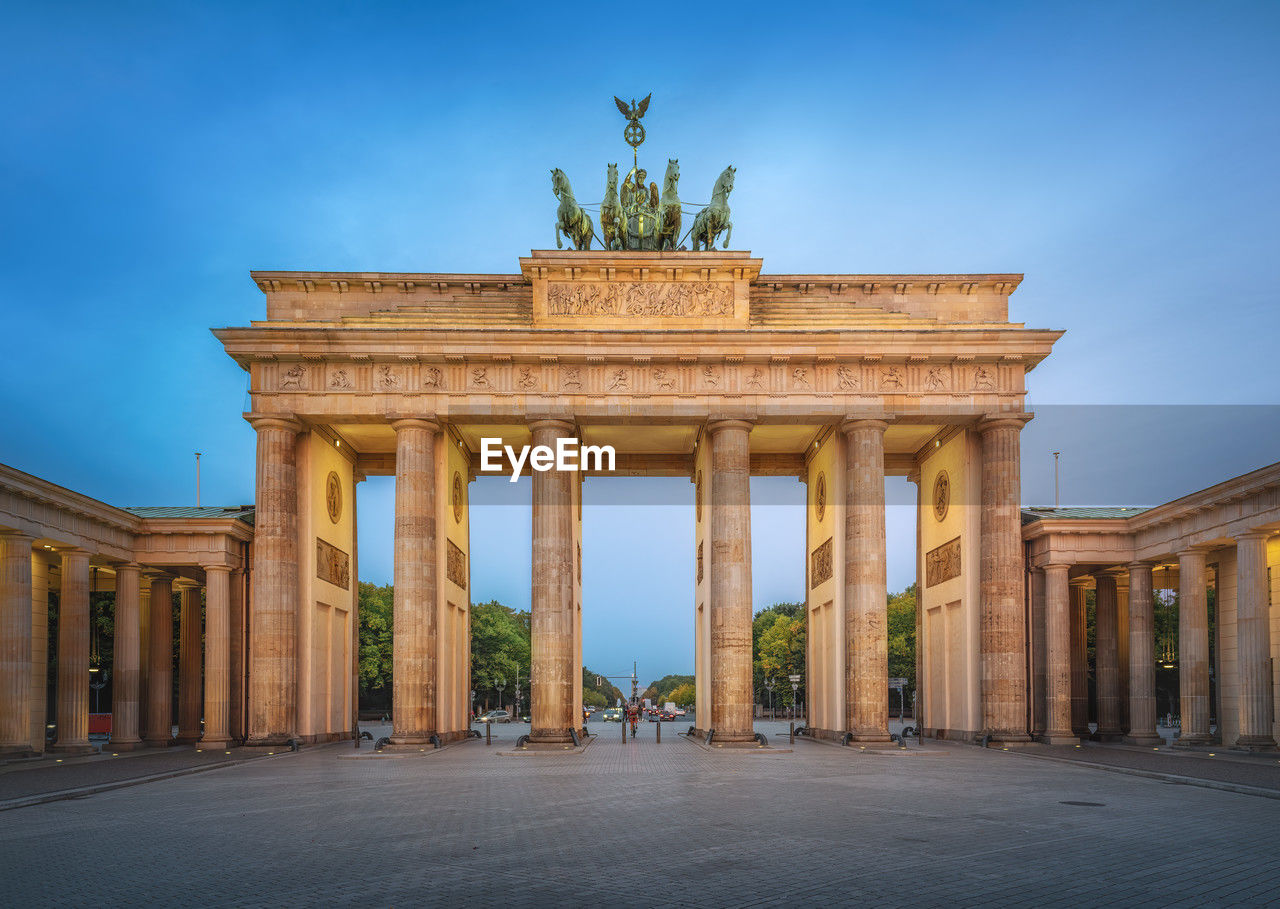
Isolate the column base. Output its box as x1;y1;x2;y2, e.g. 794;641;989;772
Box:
1040;733;1081;745
245;733;296;747
109;738;145;752
1172;733;1213;747
174;732;201;745
1123;732;1164;746
0;745;38;758
387;733;435;746
848;732;894;744
1231;735;1278;752
527;730;574;744
987;732;1033;745
48;742;98;755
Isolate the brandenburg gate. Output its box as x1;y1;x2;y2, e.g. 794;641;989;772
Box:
215;249;1060;748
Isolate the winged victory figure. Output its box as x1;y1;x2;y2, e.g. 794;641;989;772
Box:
614;93;652;124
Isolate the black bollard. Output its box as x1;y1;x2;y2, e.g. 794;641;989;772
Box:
486;723;491;746
656;721;661;744
789;721;795;745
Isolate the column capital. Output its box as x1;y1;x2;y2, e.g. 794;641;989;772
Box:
706;418;754;435
528;418;576;435
0;530;36;545
1042;562;1071;573
390;417;440;434
1177;545;1211;559
1126;560;1154;572
115;561;142;574
977;412;1033;433
1235;530;1272;543
202;564;233;576
173;576;201;590
245;414;302;433
839;417;890;435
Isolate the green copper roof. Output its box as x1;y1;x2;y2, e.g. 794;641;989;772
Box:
1021;506;1150;524
122;505;255;525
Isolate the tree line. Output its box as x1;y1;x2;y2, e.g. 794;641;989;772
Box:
358;582;920;714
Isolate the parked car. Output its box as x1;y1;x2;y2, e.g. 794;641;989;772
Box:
601;708;623;722
477;710;513;724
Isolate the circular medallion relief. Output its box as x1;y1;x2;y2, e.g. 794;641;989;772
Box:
696;470;704;523
325;471;342;524
933;470;950;522
452;471;464;524
814;471;827;522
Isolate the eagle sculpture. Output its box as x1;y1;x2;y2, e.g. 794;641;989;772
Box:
614;93;652;123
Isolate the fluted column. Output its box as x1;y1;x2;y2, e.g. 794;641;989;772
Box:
1124;563;1161;745
979;416;1030;742
842;418;890;743
1094;573;1122;740
1175;548;1212;746
1069;580;1090;735
175;580;202;744
1;535;36;752
708;419;755;743
138;579;151;736
52;549;93;753
144;576;174;747
390;418;439;744
1042;564;1076;743
1;533;35;753
529;419;575;744
201;565;233;749
228;567;245;743
1235;532;1276;750
110;563;143;750
247;416;300;745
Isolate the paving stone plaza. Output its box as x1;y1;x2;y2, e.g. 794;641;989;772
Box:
3;722;1279;906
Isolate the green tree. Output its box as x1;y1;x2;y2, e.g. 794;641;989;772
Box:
470;600;531;709
753;603;806;707
668;681;695;706
358;582;394;710
887;584;917;698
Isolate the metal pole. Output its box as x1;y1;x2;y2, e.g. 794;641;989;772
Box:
195;452;202;507
1054;451;1060;507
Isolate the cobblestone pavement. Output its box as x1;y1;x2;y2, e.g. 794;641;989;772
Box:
2;722;1278;907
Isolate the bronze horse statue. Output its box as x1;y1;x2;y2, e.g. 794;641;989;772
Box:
690;165;735;251
656;159;681;251
600;163;623;251
552;168;593;251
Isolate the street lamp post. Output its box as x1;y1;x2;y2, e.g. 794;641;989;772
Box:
765;678;775;719
495;678;505;714
788;674;801;722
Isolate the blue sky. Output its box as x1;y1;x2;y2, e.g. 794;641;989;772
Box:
2;2;1278;681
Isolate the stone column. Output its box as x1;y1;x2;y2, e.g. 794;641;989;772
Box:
202;565;233;749
52;549;93;753
144;576;174;747
247;416;300;745
842;418;890;743
1069;580;1090;736
390;418;439;745
708;419;755;743
529;419;575;744
1234;532;1276;750
1094;573;1122;740
175;580;203;744
1175;548;1212;746
1124;562;1162;745
228;567;245;743
978;416;1030;742
138;578;151;736
110;563;143;750
1;533;35;754
1042;564;1076;743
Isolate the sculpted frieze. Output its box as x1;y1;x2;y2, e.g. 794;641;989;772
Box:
546;281;733;318
268;357;1014;397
